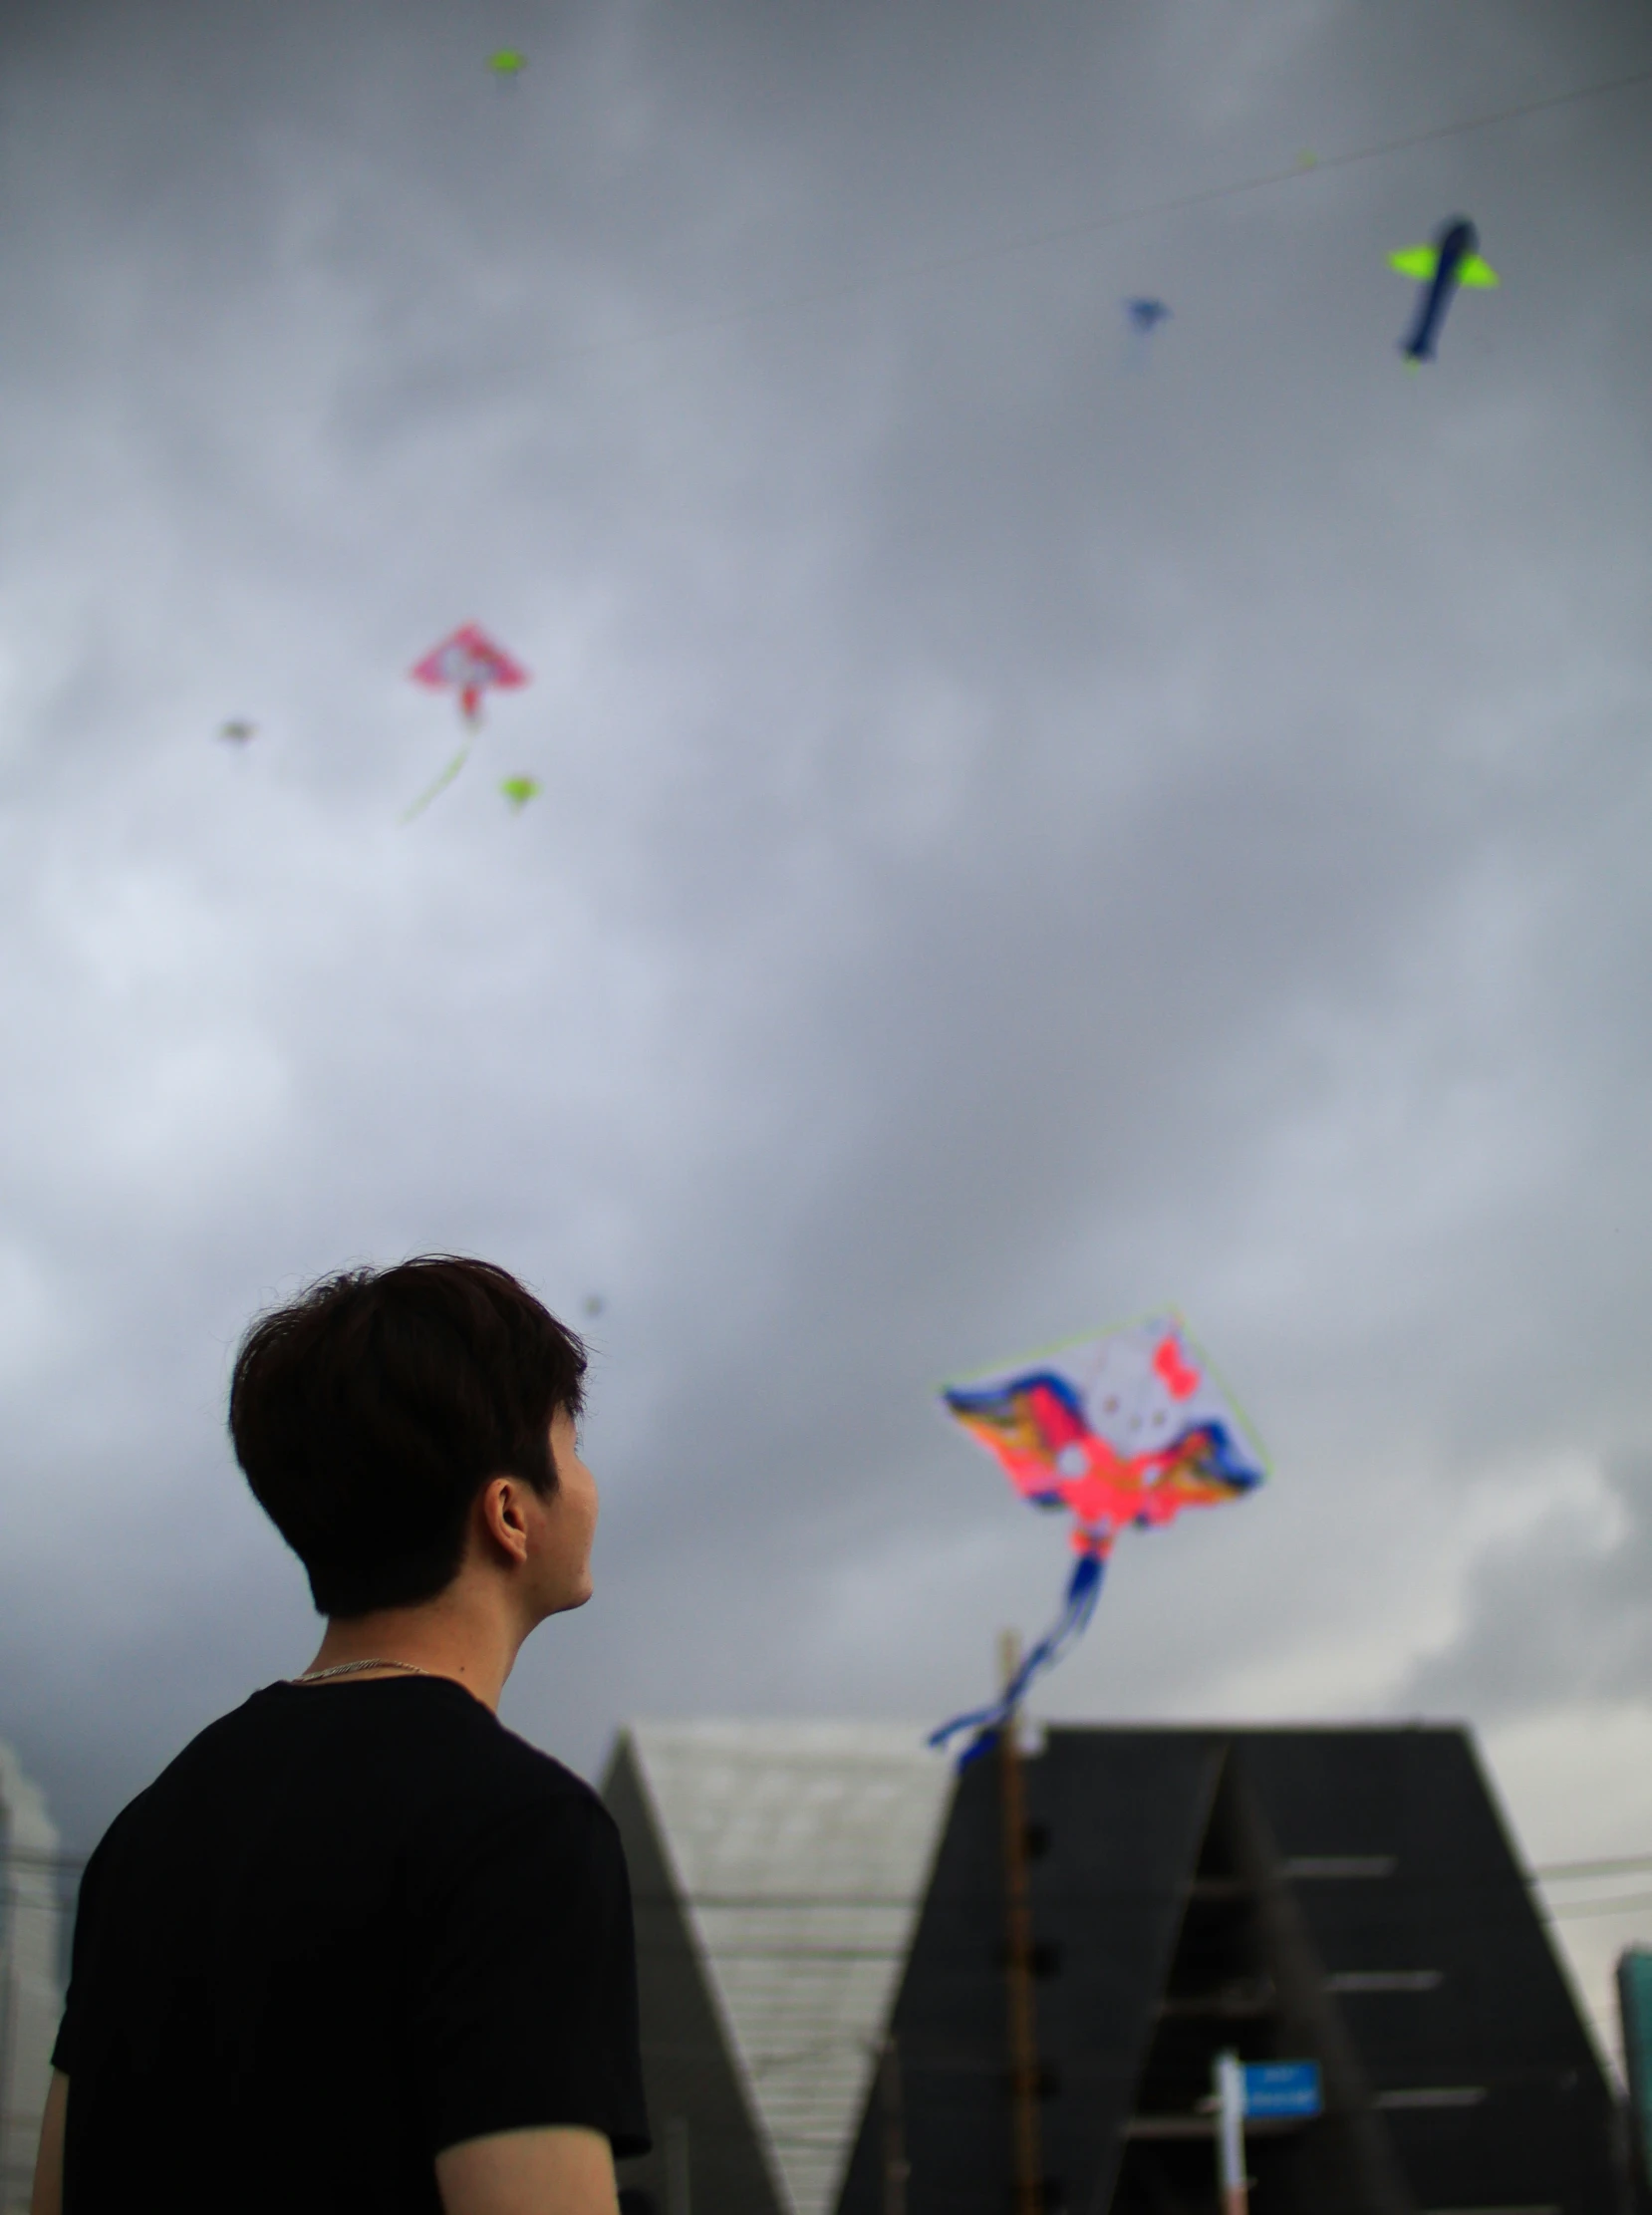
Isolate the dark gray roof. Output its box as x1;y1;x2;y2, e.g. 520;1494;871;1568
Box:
608;1722;1623;2215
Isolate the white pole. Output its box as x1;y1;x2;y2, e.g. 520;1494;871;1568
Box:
666;2115;691;2215
1215;2050;1247;2215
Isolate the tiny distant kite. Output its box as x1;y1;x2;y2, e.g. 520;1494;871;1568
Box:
1125;297;1171;337
1123;297;1171;370
218;719;256;743
930;1313;1264;1762
405;624;529;820
489;48;527;80
1388;216;1498;363
499;775;540;810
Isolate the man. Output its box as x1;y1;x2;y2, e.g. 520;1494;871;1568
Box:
33;1256;647;2215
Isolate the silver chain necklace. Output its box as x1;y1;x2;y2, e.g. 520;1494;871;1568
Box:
289;1658;431;1684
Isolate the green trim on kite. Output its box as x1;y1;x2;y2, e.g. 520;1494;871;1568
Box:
1389;244;1499;287
937;1307;1272;1477
499;775;541;809
489;48;527;74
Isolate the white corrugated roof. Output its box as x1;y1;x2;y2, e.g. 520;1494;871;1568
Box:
1;1743;62;2215
625;1720;954;2215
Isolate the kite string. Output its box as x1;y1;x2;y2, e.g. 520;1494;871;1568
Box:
542;61;1652;372
400;744;471;824
929;1551;1107;1771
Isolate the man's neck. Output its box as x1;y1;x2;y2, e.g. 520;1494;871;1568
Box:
300;1583;521;1712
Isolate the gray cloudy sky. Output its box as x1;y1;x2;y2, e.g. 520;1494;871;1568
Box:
3;0;1651;2047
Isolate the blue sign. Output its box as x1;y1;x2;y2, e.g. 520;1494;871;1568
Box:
1243;2061;1322;2118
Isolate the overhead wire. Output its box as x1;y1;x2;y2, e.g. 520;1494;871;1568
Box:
1545;1893;1652;1923
11;1842;1652;1886
1535;1852;1652;1881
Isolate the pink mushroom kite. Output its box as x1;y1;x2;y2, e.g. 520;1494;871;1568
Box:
411;623;528;725
404;623;530;820
930;1313;1265;1763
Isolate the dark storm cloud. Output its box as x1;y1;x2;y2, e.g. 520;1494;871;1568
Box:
1403;1449;1652;1721
0;0;1650;1878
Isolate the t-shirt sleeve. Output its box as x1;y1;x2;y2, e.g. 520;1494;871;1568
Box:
413;1791;651;2159
49;1830;111;2077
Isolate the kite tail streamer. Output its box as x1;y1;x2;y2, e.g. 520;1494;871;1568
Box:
928;1551;1106;1770
400;745;471;823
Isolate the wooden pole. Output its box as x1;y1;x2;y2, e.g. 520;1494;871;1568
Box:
665;2115;691;2215
998;1630;1043;2215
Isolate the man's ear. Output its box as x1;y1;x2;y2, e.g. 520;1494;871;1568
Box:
477;1476;531;1565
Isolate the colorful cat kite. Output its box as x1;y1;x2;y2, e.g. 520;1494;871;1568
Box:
931;1313;1265;1761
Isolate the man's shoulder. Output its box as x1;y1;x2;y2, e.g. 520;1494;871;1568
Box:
395;1707;625;1899
81;1692;276;1856
475;1712;607;1820
89;1682;608;1872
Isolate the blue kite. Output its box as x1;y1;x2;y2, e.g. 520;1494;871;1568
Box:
1125;297;1171;337
1389;217;1499;363
1122;297;1171;370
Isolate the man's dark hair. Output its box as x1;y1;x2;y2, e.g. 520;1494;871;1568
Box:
229;1256;586;1618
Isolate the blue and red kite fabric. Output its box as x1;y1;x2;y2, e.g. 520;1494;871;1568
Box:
931;1313;1265;1762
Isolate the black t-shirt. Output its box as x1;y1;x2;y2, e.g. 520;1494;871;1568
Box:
53;1676;649;2213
